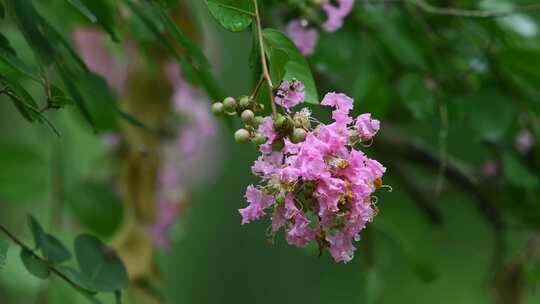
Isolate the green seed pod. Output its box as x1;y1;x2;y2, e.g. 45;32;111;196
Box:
253;116;264;127
251;134;267;146
291;128;307;143
234;128;251;144
211;102;224;116
223;97;237;112
238;95;251;109
241;109;255;124
274;115;287;129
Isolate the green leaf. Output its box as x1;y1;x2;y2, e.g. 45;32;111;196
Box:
68;0;97;22
27;214;45;249
50;85;73;107
57;265;97;295
5;0;55;65
66;182;123;237
74;234;129;292
0;47;41;82
397;74;435;120
20;248;50;279
0;75;41;122
265;47;289;85
41;234;72;264
0;32;16;55
263;28;319;104
56;63;96;131
206;0;254;32
0;2;5;19
68;0;118;41
75;73;118;131
502;154;539;189
0;143;47;201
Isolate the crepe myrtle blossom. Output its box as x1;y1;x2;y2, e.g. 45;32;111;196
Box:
222;80;386;263
321;0;355;32
287;19;319;56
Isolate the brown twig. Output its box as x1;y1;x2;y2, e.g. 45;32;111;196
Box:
253;0;277;118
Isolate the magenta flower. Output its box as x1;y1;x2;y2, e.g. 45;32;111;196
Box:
238;81;386;263
286;19;319;56
355;114;380;141
516;129;534;154
321;0;355;32
274;79;305;110
239;185;276;224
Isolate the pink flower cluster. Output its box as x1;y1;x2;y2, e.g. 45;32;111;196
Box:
239;81;385;263
287;0;355;55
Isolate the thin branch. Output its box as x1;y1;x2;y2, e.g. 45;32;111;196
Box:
250;74;265;100
0;224;82;290
253;0;277;118
407;0;540;18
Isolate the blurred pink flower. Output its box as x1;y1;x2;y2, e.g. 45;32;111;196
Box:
321;0;355;32
286;20;318;56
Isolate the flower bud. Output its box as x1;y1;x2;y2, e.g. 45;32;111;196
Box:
223;97;237;112
291;128;307;143
241;109;255;124
238;96;251;109
274;115;287;129
234;128;250;144
251;134;267;146
253;116;264;127
211;102;224;116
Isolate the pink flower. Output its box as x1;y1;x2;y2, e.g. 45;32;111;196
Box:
355;114;380;140
516;129;534;154
326;230;355;262
275;80;305;110
238;88;386;263
286;213;316;246
321;92;353;114
286;19;319;56
148;200;182;249
239;185;275;224
321;0;355;32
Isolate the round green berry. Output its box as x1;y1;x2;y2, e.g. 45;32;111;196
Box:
238;96;251;109
253;116;264;127
234;128;250;144
251;134;267;145
291;128;307;143
223;97;237;112
211;102;224;116
241;109;255;124
274;115;287;129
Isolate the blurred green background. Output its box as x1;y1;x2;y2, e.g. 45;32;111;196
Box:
1;0;540;303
